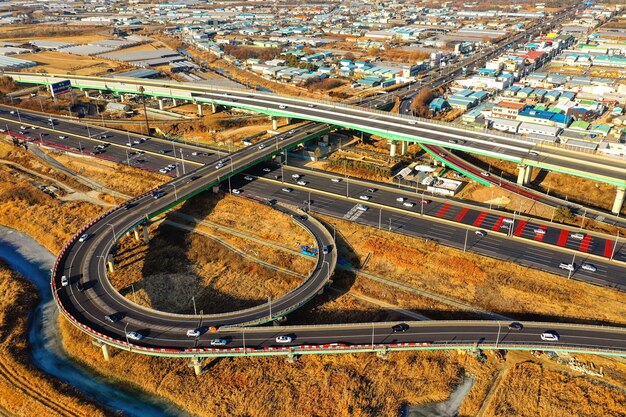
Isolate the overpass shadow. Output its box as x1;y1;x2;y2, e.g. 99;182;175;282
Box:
117;188;293;315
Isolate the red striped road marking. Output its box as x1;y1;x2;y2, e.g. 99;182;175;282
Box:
492;216;505;231
435;204;451;218
557;230;569;247
534;225;548;242
513;220;527;236
473;212;488;227
604;240;615;258
454;207;470;222
579;234;593;253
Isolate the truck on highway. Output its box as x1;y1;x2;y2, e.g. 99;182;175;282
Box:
301;245;318;257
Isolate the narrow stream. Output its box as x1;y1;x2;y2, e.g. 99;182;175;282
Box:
404;377;475;417
0;226;188;417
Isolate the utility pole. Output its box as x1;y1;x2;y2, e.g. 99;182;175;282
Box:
180;148;186;174
463;228;469;252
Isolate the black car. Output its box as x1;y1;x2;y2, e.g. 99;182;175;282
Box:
508;322;523;331
392;323;409;332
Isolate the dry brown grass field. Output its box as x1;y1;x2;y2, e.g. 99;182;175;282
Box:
0;261;109;417
60;317;505;417
483;360;626;417
48;152;168;196
0;168;104;253
16;51;128;76
109;224;306;314
317;214;626;325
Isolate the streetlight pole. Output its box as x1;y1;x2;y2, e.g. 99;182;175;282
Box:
463;228;469;252
172;183;178;200
107;223;116;240
378;208;382;229
192;295;197;315
496;321;501;348
610;230;619;261
371;322;375;349
268;295;272;320
125;150;130;167
568;254;576;279
124;323;129;346
180;148;186;174
139;86;150;134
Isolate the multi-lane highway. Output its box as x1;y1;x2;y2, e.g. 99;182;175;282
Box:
7;72;626;191
232;163;626;290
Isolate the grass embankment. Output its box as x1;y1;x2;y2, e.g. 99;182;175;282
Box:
47;151;168;197
0;168;104;254
459;153;626;217
109;192;315;314
483;361;626;417
317;214;626;325
0;261;109;417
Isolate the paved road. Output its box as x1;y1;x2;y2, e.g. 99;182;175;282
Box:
54;124;337;348
232;163;626;290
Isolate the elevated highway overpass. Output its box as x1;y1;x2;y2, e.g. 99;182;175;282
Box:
6;72;626;213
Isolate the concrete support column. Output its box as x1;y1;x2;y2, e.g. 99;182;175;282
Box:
612;187;626;215
523;165;533;185
101;343;110;361
322;134;329;143
158;99;164;110
107;259;114;273
191;358;202;375
142;226;150;244
516;165;527;186
172;98;178;107
272;116;278;131
389;141;397;157
211;103;217;114
84;90;90;98
133;227;140;241
197;103;203;116
400;140;407;156
212;185;220;194
285;117;292;125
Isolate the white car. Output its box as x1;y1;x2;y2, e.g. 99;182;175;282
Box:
258;144;266;150
475;230;486;237
291;174;301;179
403;201;415;208
279;105;287;109
126;142;134;147
133;140;141;145
20;125;27;130
210;338;228;346
359;195;371;201
297;180;307;186
262;167;272;172
281;187;293;193
581;263;597;272
356;204;369;211
215;163;224;169
167;164;176;169
533;228;546;235
191;151;199;156
480;171;490;177
571;233;585;240
502;218;514;224
232;189;241;195
244;175;254;181
275;335;292;343
540;331;559;342
159;168;168;174
78;234;89;242
186;329;201;337
408;120;416;125
126;331;143;341
559;262;575;272
331;178;342;183
396;197;406;202
61;275;69;287
59;135;68;140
